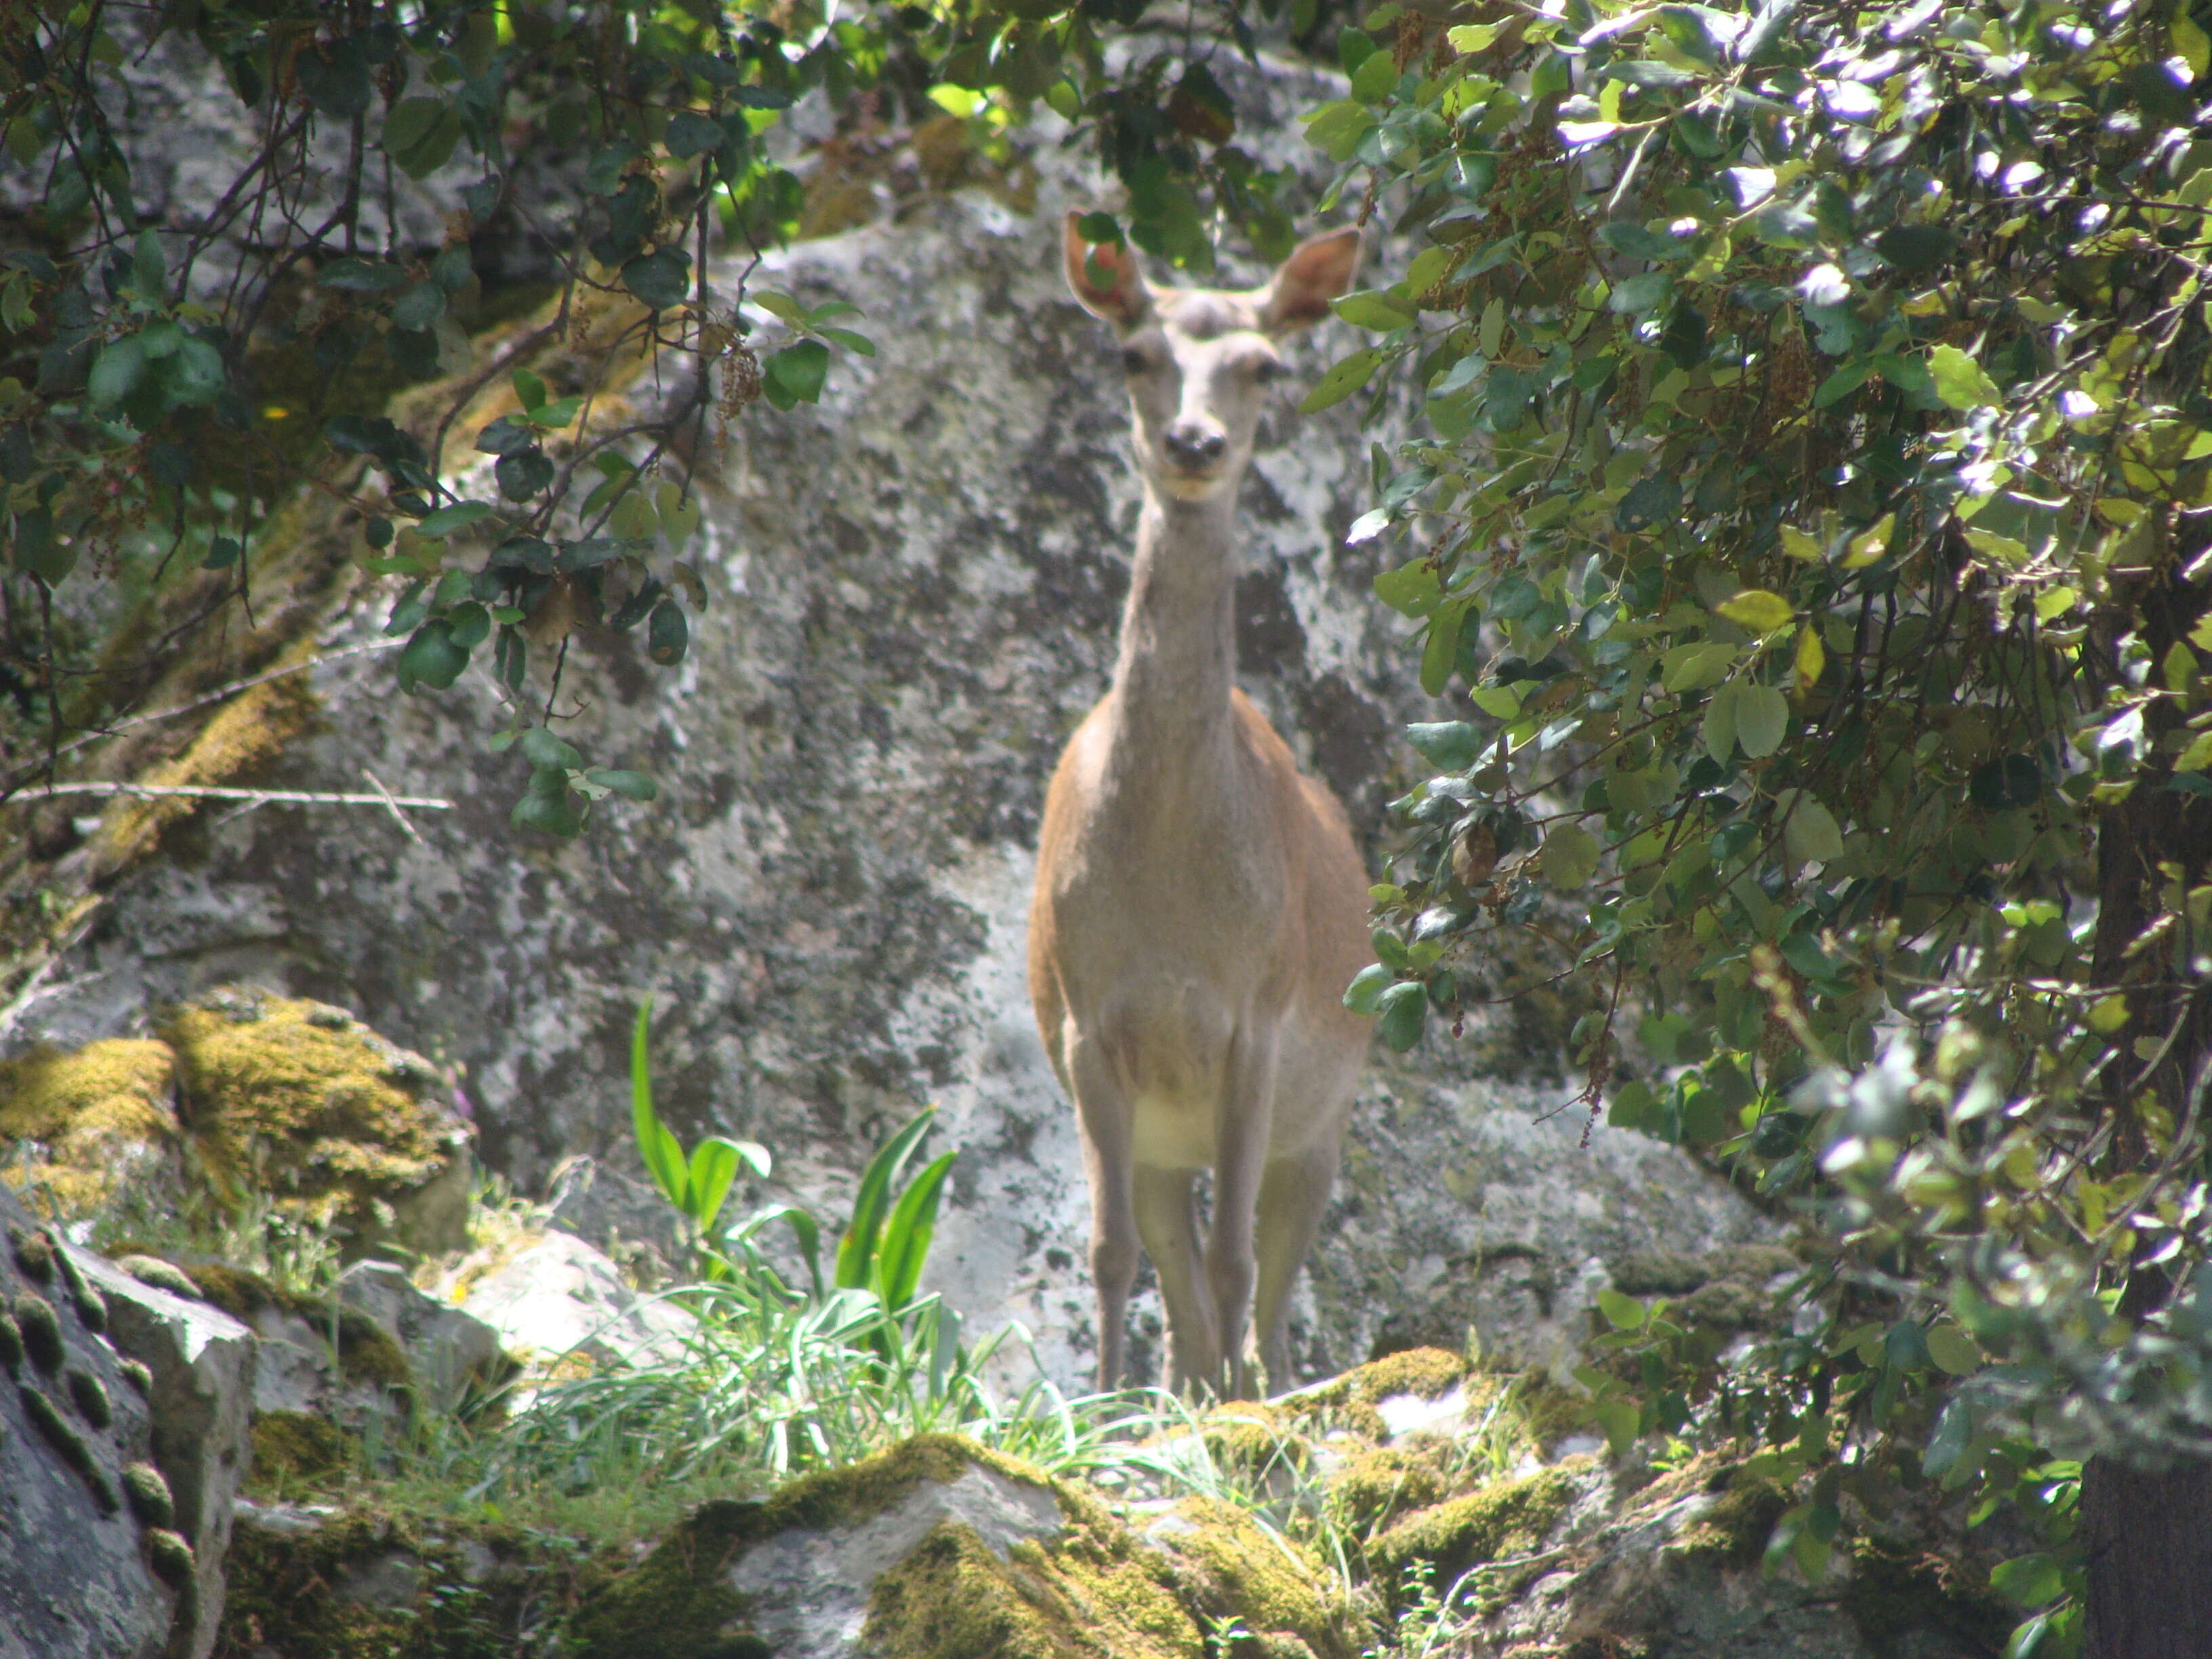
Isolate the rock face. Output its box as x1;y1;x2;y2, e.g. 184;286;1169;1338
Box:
333;1261;511;1419
63;1245;258;1659
5;49;1777;1389
452;1228;695;1374
0;1181;248;1659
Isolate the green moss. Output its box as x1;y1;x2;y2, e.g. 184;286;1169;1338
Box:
869;1519;1197;1659
1326;1443;1452;1540
0;1042;178;1221
119;1357;151;1395
1194;1403;1313;1482
1368;1466;1579;1585
1154;1496;1351;1659
1842;1534;2014;1656
122;1461;176;1529
557;1498;768;1659
146;1526;196;1590
1511;1373;1592;1451
0;1308;22;1372
114;1254;203;1300
9;1221;56;1282
65;1366;112;1429
12;1290;63;1373
160;989;462;1246
1674;1471;1788;1567
249;1410;363;1497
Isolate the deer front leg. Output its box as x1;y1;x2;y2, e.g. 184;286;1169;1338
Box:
1208;1035;1279;1401
1068;1038;1139;1391
1134;1164;1219;1393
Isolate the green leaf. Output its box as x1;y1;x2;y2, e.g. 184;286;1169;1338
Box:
648;598;689;665
1875;224;1960;272
396;619;469;691
1717;589;1794;634
683;1136;749;1233
630;998;687;1206
623;249;691;311
1592;1397;1640;1456
385;97;464;178
1736;684;1788;759
766;339;830;404
1597;1288;1646;1329
1703;682;1741;762
1299;349;1383;413
390;282;446;332
87;335;146;409
1421;598;1469;695
1991;1554;2064;1611
1784;795;1845;865
1375;980;1428;1051
510;773;586;837
1925;1324;1984;1375
1343;963;1394;1015
1332;290;1416;331
875;1149;957;1311
518;726;584;771
815;325;875;356
417;501;493;538
1661;641;1738;693
586;768;659;802
1930;344;2001;411
318;257;406;293
1405;721;1479;771
836;1109;939;1292
1542;823;1601;889
1373;560;1442;617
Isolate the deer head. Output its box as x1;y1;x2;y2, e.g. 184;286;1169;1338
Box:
1064;213;1362;504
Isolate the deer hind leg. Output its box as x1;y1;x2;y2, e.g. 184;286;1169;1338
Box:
1134;1164;1219;1393
1069;1038;1139;1391
1249;1135;1342;1397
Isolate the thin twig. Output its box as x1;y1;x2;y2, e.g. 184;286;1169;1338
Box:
360;769;428;843
18;783;453;810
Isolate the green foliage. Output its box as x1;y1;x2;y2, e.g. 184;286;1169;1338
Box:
1321;0;2212;1644
0;0;1319;833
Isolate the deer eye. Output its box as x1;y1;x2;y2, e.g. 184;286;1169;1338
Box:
1252;357;1286;384
1121;346;1154;376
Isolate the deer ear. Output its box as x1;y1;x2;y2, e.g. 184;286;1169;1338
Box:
1257;228;1362;335
1064;211;1149;328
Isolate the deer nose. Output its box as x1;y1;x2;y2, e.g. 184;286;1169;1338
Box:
1163;422;1226;470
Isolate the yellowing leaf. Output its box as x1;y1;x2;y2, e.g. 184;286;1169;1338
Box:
2189;615;2212;653
1929;343;2001;411
1784;794;1845;864
2087;994;2131;1033
2177;731;2212;773
1844;514;1895;568
1793;625;1826;694
1717;588;1795;634
2035;586;2078;621
1781;525;1823;562
1542;823;1602;888
1447;20;1500;52
2163;640;2198;694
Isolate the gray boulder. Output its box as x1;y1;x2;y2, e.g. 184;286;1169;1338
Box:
333;1261;512;1418
455;1230;695;1375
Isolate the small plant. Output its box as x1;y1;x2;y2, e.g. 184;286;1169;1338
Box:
628;997;770;1271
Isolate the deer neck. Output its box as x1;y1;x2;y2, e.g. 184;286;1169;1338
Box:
1108;489;1240;748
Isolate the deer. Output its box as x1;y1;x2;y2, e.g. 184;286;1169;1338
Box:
1027;213;1372;1401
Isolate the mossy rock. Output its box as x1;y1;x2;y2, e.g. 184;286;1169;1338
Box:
1671;1466;1788;1568
248;1410;362;1498
0;1039;180;1219
1368;1464;1582;1586
1325;1442;1453;1540
566;1434;1359;1659
159;987;470;1254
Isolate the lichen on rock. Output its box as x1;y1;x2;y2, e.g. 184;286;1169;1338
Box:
0;1038;180;1218
1368;1463;1583;1586
158;987;470;1254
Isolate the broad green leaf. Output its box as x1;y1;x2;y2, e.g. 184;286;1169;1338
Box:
836;1108;939;1291
1374;980;1427;1051
1661;641;1738;692
1542;823;1601;888
1925;1324;1984;1375
1930;344;2001;411
1991;1554;2064;1611
684;1136;748;1233
1299;349;1383;413
1405;721;1479;771
1332;289;1416;331
1784;795;1845;864
630;999;687;1206
875;1149;957;1310
1597;1288;1646;1329
1343;963;1393;1015
1422;598;1469;695
1736;684;1788;759
417;501;493;538
1703;680;1741;761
